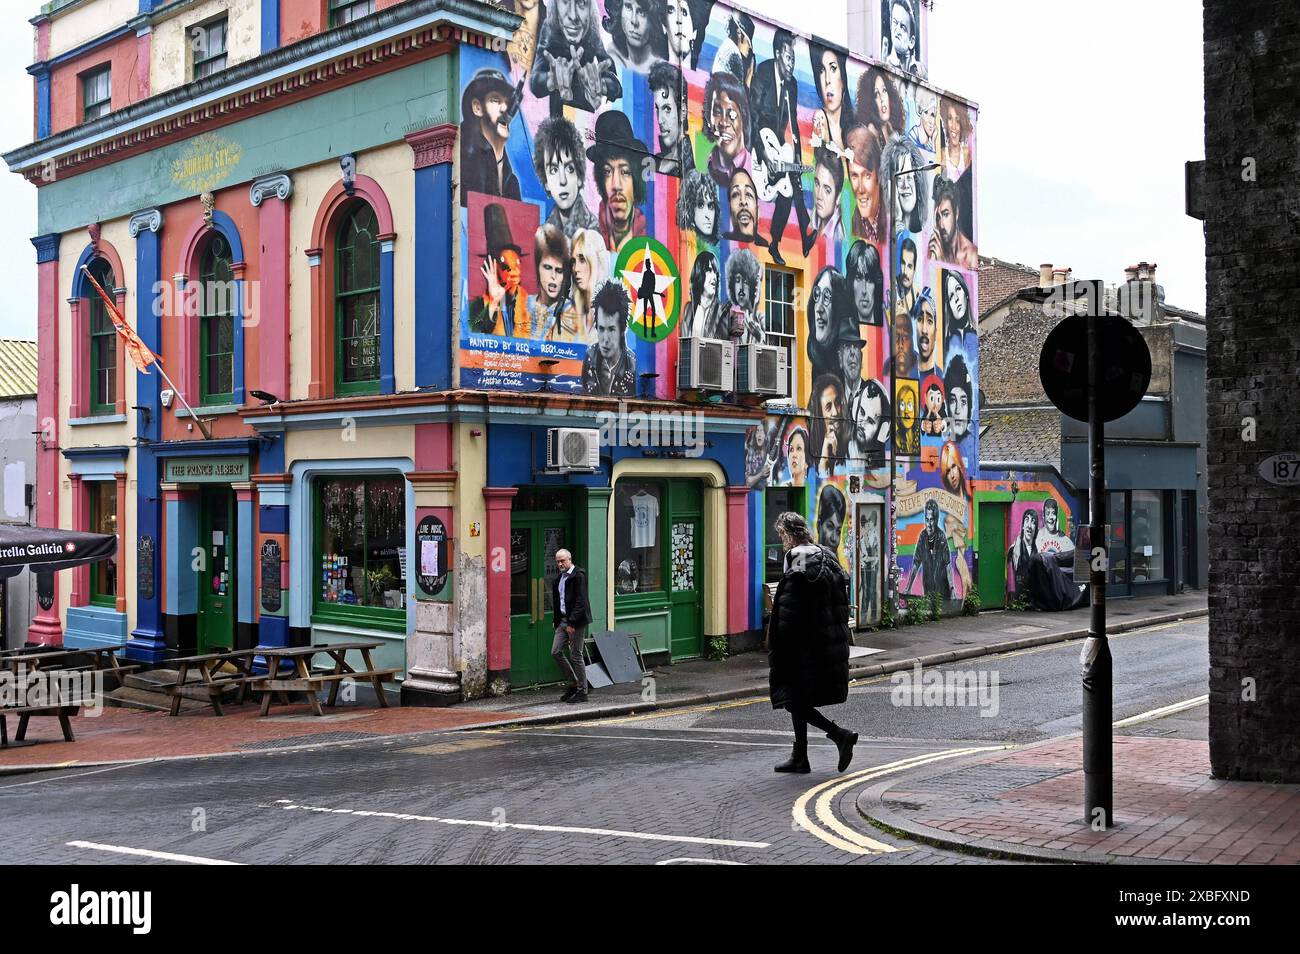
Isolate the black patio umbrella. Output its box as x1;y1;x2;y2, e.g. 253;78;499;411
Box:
0;525;117;580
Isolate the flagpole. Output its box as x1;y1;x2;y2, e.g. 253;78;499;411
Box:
79;264;212;440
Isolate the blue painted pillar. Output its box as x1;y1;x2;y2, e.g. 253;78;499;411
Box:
261;0;281;53
32;67;51;140
379;239;395;394
233;276;247;404
749;488;765;631
406;125;457;390
236;487;255;629
127;208;165;662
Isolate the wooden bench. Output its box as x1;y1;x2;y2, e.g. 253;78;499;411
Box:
250;642;398;717
0;704;81;747
163;648;263;717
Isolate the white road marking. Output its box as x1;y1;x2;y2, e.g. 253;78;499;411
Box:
793;746;1007;856
1113;695;1209;728
67;840;243;865
657;857;746;865
266;800;770;850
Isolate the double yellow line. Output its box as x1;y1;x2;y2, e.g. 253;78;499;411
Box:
792;746;1007;855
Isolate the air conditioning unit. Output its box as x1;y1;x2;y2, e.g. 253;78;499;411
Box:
677;337;734;392
546;427;600;472
735;343;789;397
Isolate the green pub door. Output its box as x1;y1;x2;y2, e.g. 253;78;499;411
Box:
198;486;236;653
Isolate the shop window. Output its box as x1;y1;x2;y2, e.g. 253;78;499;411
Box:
1108;490;1128;587
1131;491;1166;583
191;16;229;80
86;258;117;415
89;481;117;606
330;0;375;28
198;233;235;404
82;65;111;123
314;475;406;630
334;203;382;395
765;487;803;583
614;481;664;595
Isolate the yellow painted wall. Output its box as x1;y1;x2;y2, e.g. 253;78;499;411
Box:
283;423;415;468
286;143;417;400
149;0;262;96
47;0;138;60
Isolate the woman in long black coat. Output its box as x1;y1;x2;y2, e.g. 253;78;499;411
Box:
767;511;858;774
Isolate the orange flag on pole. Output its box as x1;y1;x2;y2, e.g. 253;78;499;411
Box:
79;264;160;374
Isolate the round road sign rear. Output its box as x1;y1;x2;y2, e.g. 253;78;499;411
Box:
1038;314;1152;424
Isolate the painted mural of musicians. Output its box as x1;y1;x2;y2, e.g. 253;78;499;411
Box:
666;0;714;70
603;0;669;73
703;70;751;187
529;0;622;112
751;28;814;264
1007;507;1041;594
930;174;979;269
1036;498;1075;557
849;378;891;464
534;116;600;237
588;112;649;253
581;279;637;395
810;373;851;476
676;169;721;244
459;68;522;206
528;224;574;340
681;250;726;339
725;247;765;344
858;508;881;623
904;499;953;599
469;203;531;337
881;0;925;78
650;61;693;176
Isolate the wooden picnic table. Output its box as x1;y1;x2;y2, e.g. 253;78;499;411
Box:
251;641;398;717
164;648;264;717
0;645;134;679
0;647;123;748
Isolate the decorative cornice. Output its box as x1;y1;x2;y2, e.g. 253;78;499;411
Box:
406;123;457;170
31;233;59;263
128;208;163;236
5;0;523;185
250;172;293;206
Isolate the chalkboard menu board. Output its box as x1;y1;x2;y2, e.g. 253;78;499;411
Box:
137;535;155;601
260;539;282;613
415;515;449;596
36;569;54;611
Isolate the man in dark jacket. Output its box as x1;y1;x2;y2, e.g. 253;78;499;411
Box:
551;548;592;703
767;511;858;774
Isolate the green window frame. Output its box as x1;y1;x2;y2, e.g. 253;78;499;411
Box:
334;203;382;395
192;16;229;80
82;65;111;123
199;234;236;405
89;481;117;607
329;0;375;28
313;475;407;632
87;259;117;415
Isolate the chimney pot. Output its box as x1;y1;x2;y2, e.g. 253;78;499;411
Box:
1052;268;1068;285
1039;263;1054;285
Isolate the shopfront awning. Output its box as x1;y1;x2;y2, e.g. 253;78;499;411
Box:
0;525;117;580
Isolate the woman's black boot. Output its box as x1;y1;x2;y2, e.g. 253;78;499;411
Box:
828;725;858;772
774;742;811;774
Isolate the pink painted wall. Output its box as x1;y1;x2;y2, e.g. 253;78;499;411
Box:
414;423;454;471
48;32;144;137
725;488;749;634
256;193;290;403
29;252;62;644
483;488;517;675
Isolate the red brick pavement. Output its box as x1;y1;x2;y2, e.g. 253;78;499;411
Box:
882;736;1300;865
0;703;513;772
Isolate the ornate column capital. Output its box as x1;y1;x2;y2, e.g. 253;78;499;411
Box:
250;172;294;207
128;208;163;237
405;124;457;171
31;233;59;263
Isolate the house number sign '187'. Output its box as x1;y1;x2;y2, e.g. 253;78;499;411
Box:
1259;453;1300;487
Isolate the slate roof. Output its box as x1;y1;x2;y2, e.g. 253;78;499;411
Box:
979;408;1061;467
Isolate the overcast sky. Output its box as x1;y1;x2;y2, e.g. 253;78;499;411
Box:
0;0;1206;339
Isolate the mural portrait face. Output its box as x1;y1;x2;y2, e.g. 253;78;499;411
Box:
595;305;623;362
655;84;683;150
818;484;847;549
666;0;694;61
873;73;894;128
839;340;863;388
1043;498;1061;535
899;243;917;294
602;156;637;230
498;249;523;293
813;163;838;223
558;0;592;46
853;267;877;325
890;0;917;60
788;430;808;485
918;91;938;146
622;0;651;56
544;146;581;212
899;383;917;430
849;154;879;223
947;274;969;326
818;379;844;423
811;270;837;346
817;47;844;113
710;87;746;159
1020;508;1039;549
538;252;565;302
935;194;958;254
947;383;970;438
895;153;919;218
916;296;937;366
942;443;965;496
855;384;884;443
728;169;759;240
693;183;719;238
893;306;913;360
945;101;965;147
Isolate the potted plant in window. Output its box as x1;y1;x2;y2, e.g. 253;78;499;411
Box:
366;565;398;607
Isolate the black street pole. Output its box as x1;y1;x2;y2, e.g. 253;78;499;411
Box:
1082;307;1113;828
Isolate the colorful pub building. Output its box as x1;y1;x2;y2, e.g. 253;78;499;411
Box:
6;0;979;702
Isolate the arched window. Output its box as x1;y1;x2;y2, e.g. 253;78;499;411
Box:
199;233;236;404
86;258;117;415
335;203;381;395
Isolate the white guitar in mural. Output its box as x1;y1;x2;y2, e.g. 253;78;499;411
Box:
752;127;813;203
